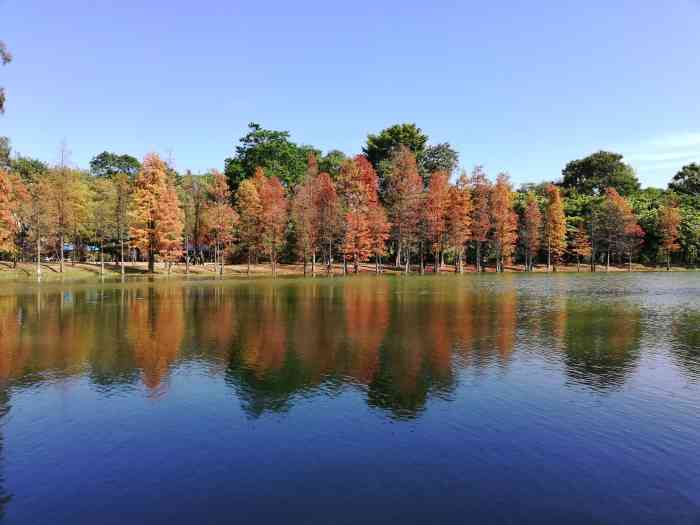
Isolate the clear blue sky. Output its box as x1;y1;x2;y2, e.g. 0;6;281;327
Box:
2;0;699;187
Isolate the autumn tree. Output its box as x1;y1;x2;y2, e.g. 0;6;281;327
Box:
314;172;340;273
367;202;390;273
129;153;184;273
447;171;472;273
470;166;491;272
342;209;371;273
571;223;592;272
490;173;518;272
0;169;21;255
657;201;681;271
205;170;238;276
180;173;210;267
594;187;643;271
291;177;318;276
520;192;542;271
235;176;263;275
258;174;288;275
544;184;567;271
424;171;450;272
45;165;89;272
385;146;422;272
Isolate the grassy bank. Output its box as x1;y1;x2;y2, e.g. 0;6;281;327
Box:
0;260;696;283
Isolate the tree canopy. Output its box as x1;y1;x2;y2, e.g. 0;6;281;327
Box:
224;122;318;192
561;151;640;196
363;123;429;169
669;163;700;196
89;151;141;179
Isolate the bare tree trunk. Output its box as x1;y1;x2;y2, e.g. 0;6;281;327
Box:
59;233;64;273
476;241;481;272
247;251;251;276
667;251;671;271
36;237;41;280
606;250;610;272
303;252;308;277
120;235;125;277
375;257;379;274
405;247;410;274
185;233;190;275
100;238;104;276
547;238;551;272
311;250;316;277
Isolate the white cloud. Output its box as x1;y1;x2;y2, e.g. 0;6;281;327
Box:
619;132;700;187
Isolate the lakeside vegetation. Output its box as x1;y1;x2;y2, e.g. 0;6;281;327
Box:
1;123;700;280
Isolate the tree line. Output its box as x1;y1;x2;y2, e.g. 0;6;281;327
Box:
1;123;699;276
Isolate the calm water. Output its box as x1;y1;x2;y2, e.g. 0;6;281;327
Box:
0;274;698;524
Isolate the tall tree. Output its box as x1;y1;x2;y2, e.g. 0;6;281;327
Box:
544;184;567;271
181;173;209;267
520;191;542;271
420;143;459;186
342;209;371;273
363;123;429;169
129;153;184;273
447;171;472;273
424;171;450;272
669;163;700;196
224;122;318;193
205;170;238;276
657;201;681;271
385;146;423;272
235;176;263;275
571;222;592;272
561;151;640;196
594;187;643;271
367;202;391;273
45;166;89;272
89;152;141;179
490;173;518;272
0;40;11;114
90;177;117;275
318;150;346;180
470;166;491;272
314;172;340;273
259;175;288;275
0;168;20;254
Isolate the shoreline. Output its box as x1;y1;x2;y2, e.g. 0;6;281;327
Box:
0;260;696;284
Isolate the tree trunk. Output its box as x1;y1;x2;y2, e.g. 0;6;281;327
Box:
434;246;439;273
375;257;380;274
185;233;190;275
36;237;41;280
303;253;308;277
120;235;125;277
247;251;252;276
59;233;64;273
100;238;104;276
148;246;155;273
354;257;359;274
476;241;481;272
547;238;551;272
606;250;610;272
667;251;671;271
405;247;410;274
311;250;316;277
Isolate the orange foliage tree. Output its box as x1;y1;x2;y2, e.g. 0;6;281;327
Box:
520;191;542;271
657;201;681;271
258;172;288;275
470;166;491;272
544;184;567;271
129;153;184;273
424;171;450;272
571;222;592;272
385;146;422;272
447;172;472;273
314;171;340;273
596;187;643;271
205;170;238;276
0;169;26;258
235;176;263;275
489;173;518;272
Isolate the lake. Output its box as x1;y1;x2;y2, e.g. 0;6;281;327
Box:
0;274;698;524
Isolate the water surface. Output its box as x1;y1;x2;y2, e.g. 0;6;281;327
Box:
0;274;699;524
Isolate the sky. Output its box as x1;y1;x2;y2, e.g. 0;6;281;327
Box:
1;0;699;188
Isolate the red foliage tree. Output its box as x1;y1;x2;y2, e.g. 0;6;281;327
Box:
520;191;542;271
259;174;288;275
470;166;491;271
205;170;238;275
424;171;450;272
657;201;681;271
446;172;472;273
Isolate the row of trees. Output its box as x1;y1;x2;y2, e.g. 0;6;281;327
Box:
1;123;699;275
